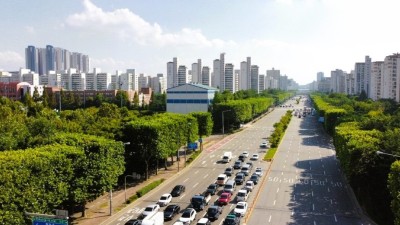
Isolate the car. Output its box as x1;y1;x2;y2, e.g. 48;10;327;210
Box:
245;161;253;168
218;192;232;205
260;141;269;148
216;174;228;186
124;219;142;225
242;151;249;158
244;181;255;192
234;173;245;185
255;167;263;176
207;205;223;221
238;154;245;162
164;204;181;220
236;189;249;202
240;164;251;176
224;166;234;176
206;183;219;195
223;213;240;225
171;185;186;197
158;193;172;206
234;202;248;217
233;160;242;169
179;208;197;224
250;174;259;185
141;204;160;217
250;154;259;161
197;218;211;225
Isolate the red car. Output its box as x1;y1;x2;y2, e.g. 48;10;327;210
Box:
218;192;232;205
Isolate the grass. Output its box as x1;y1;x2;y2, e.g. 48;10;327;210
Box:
264;148;277;161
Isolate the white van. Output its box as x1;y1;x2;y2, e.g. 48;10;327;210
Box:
216;174;228;186
241;164;251;176
222;152;232;163
223;180;236;193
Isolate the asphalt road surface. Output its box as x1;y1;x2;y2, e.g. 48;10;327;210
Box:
101;96;373;225
246;98;374;225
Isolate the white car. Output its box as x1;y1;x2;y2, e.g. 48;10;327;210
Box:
251;154;259;161
236;189;249;202
242;151;249;158
157;193;172;206
244;181;254;192
260;142;269;148
142;204;160;217
197;218;211;225
179;208;197;224
255;167;263;176
234;201;248;217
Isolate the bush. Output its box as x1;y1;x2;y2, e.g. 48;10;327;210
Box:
126;194;139;204
136;179;165;197
186;150;201;165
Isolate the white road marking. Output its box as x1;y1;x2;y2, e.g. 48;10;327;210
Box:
202;160;206;164
277;188;280;193
268;215;272;222
312;191;314;197
328;187;331;192
180;194;186;200
334;214;337;222
183;178;189;183
273;200;276;205
204;174;208;178
331;199;333;204
193;182;199;188
313;204;315;211
281;172;283;175
194;170;199;174
314;221;317;225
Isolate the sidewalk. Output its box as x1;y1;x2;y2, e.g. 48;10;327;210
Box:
71;135;225;225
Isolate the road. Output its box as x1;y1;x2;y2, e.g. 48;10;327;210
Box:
102;96;373;225
102;103;287;225
246;98;374;225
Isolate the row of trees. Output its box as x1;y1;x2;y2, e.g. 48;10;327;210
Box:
0;133;125;224
311;93;400;225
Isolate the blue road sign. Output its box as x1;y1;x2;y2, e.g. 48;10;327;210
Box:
187;142;198;150
33;217;68;225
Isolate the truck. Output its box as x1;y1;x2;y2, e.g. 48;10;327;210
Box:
222;151;232;163
191;192;211;211
141;211;164;225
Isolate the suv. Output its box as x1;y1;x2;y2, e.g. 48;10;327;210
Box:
206;183;219;195
223;214;240;225
235;173;245;185
207;205;223;221
224;166;234;177
238;154;245;162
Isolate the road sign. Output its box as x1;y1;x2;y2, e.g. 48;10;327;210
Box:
32;217;68;225
187;142;198;150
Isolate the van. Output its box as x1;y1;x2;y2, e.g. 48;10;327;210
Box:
222;152;232;163
216;174;228;186
223;180;236;193
241;164;251;176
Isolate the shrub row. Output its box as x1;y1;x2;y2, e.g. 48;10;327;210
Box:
136;179;165;198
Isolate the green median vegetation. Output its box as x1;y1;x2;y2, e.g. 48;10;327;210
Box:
136;179;165;198
263;110;292;161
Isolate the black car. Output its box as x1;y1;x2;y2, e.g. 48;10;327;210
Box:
238;154;245;162
235;173;245;185
171;185;185;197
250;174;259;185
207;205;223;221
206;183;219;195
233;160;242;169
124;219;142;225
224;166;234;176
163;204;180;220
223;214;240;225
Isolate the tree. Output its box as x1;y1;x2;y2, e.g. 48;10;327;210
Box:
133;92;139;109
32;86;41;102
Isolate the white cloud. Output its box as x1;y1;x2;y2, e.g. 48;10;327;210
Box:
66;0;235;48
25;26;35;34
0;51;24;71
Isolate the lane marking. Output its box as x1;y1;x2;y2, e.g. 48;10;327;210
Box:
183;178;189;183
268;215;272;223
204;174;208;178
334;214;337;222
312;204;315;211
194;170;199;174
276;188;280;193
179;194;186;200
193;182;199;188
273;200;276;205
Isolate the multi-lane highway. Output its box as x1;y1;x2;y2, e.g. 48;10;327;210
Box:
247;98;374;225
101;96;373;225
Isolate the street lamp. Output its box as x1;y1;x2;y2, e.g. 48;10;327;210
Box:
222;110;231;135
376;151;400;158
124;174;135;203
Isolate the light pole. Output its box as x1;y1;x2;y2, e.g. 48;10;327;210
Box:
222;110;231;135
124;174;135;203
376;151;400;158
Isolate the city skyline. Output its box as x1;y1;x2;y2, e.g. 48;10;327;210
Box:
1;0;400;85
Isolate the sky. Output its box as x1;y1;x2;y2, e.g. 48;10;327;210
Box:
1;0;400;85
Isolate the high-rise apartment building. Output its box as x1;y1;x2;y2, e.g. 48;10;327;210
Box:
212;59;220;88
250;65;259;92
331;69;346;93
177;65;188;86
167;57;178;88
25;45;89;75
382;54;400;101
345;71;356;95
259;74;265;92
220;53;225;91
191;59;202;83
317;72;324;82
239;61;247;90
370;61;384;101
224;63;235;93
201;66;211;86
